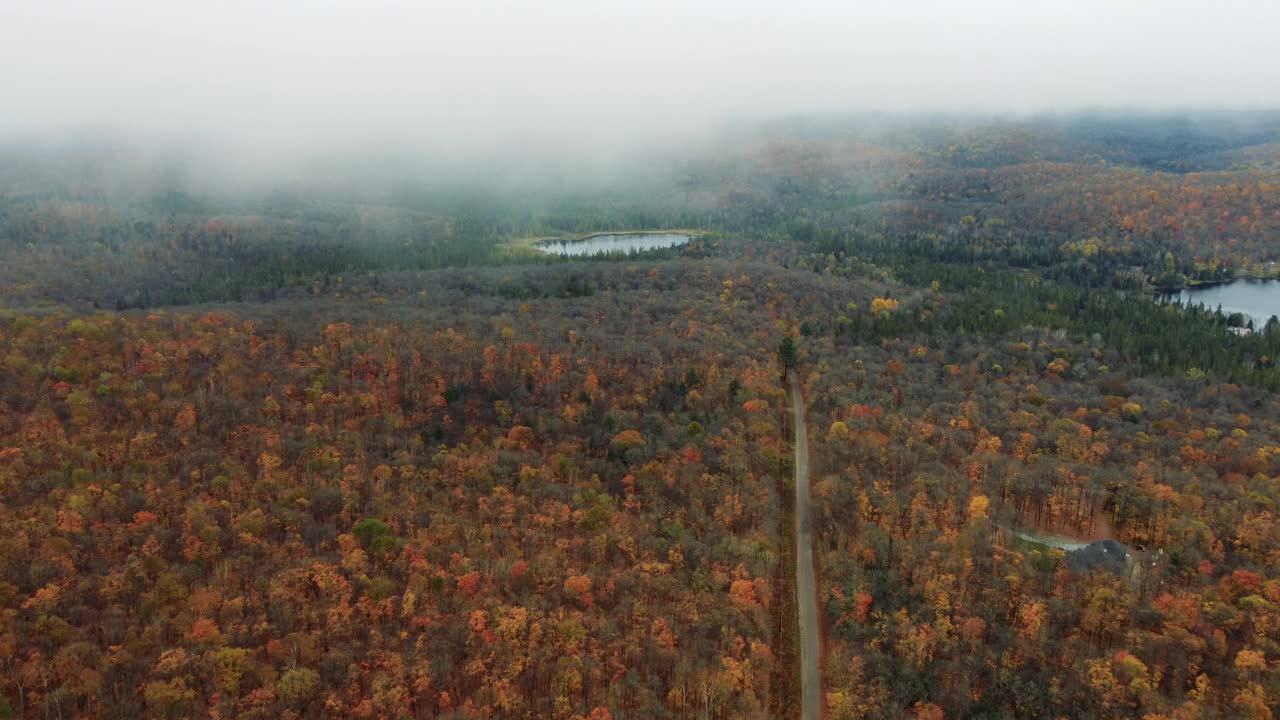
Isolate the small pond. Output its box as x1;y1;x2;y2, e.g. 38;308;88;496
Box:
538;232;691;257
1157;279;1280;327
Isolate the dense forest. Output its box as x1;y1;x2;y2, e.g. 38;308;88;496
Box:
3;113;1280;718
1;262;830;718
804;320;1280;719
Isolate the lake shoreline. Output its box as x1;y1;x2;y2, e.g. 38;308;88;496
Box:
1155;277;1280;327
498;228;707;259
535;231;695;257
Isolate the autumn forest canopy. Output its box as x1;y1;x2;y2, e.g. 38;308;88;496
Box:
3;111;1280;720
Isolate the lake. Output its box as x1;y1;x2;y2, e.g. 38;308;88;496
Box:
538;232;691;257
1158;279;1280;327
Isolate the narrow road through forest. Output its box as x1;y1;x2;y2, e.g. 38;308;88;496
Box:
790;372;820;720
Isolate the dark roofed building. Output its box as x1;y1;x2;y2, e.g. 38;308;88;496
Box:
1065;539;1128;574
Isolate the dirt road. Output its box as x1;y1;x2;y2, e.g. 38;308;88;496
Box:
790;372;820;720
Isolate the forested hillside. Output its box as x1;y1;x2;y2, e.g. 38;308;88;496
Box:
3;114;1280;719
6;113;1280;310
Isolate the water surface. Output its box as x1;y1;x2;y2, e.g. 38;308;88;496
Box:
1158;279;1280;326
538;232;690;257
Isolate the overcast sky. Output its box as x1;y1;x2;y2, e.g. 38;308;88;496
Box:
3;0;1279;154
